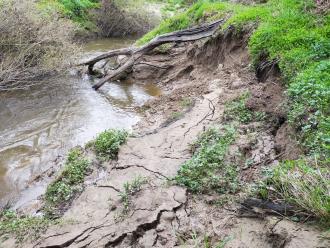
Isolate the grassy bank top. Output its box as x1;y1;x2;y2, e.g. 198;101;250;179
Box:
138;0;330;161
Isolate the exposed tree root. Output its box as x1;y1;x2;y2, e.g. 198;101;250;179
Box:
80;20;223;90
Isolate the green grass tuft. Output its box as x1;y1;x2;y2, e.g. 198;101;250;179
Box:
119;176;148;213
258;159;330;225
223;92;265;124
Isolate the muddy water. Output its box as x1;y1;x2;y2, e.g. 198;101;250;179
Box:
0;38;161;207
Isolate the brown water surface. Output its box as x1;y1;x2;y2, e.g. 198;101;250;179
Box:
0;38;160;208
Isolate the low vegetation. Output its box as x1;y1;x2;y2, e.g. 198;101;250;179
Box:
223;92;265;124
138;0;329;159
0;210;53;243
119;176;148;213
45;148;90;208
141;0;329;224
90;129;128;161
175;126;238;193
258;159;330;225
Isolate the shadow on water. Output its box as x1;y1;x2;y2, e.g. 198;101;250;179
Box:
0;38;161;208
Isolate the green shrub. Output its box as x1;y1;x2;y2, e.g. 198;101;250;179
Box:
45;148;90;206
175;126;238;193
94;129;129;160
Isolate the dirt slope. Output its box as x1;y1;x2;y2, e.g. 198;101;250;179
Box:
4;29;329;248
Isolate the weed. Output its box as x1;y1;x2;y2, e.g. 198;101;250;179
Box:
215;235;233;248
0;210;54;243
162;111;184;127
171;111;184;120
45;148;90;208
257;159;330;225
175;125;239;193
119;176;148;213
94;129;129;161
223;92;264;124
180;97;194;108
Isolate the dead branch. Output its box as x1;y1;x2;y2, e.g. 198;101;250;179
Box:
81;19;223;90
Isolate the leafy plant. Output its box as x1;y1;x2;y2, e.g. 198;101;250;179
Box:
0;210;54;243
45;148;90;207
175;125;238;193
93;129;129;161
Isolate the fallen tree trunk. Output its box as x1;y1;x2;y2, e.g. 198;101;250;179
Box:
81;19;223;90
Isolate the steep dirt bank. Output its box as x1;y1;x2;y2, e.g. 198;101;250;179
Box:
3;28;329;247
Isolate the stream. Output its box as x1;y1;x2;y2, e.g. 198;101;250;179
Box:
0;38;161;208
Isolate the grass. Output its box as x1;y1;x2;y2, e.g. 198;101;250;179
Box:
258;159;330;225
140;1;329;220
175;125;239;193
137;0;330;161
180;97;194;108
45;129;128;215
170;111;184;120
0;210;54;243
45;148;90;208
223;92;266;124
119;176;148;213
92;129;129;161
177;231;232;248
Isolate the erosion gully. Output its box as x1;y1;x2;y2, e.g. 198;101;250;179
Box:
0;38;161;209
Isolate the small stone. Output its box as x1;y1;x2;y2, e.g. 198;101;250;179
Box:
230;80;244;89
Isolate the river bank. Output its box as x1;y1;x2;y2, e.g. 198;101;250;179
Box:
1;1;329;247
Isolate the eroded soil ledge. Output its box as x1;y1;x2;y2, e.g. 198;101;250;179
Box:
4;29;329;248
